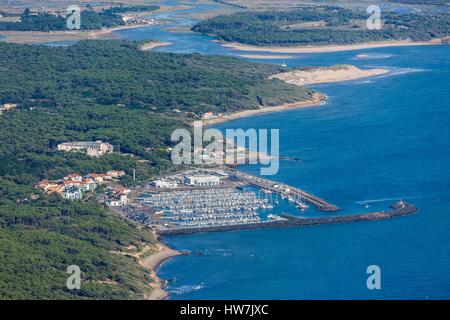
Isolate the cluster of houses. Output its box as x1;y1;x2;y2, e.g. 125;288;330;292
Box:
0;103;17;115
122;15;156;25
36;170;127;201
102;186;132;207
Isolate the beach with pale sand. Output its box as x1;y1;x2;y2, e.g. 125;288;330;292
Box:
140;242;182;300
202;92;326;126
140;41;172;51
222;39;442;54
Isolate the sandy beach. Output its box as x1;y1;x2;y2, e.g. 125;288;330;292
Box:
140;41;172;51
222;39;442;54
140;241;182;300
270;64;389;86
202;92;326;126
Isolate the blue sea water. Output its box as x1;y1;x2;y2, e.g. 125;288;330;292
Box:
158;45;450;300
114;1;450;299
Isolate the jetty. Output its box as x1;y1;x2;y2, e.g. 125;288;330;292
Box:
229;169;339;212
157;202;418;236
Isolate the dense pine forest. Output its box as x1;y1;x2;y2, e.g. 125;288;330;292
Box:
0;40;313;299
0;41;311;114
192;6;450;46
0;180;157;299
0;40;311;182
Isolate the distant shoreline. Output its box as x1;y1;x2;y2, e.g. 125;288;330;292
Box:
0;23;149;44
238;54;295;60
222;39;443;54
91;23;151;38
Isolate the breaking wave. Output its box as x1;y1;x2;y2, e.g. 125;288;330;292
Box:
353;53;395;60
356;196;423;205
170;283;205;295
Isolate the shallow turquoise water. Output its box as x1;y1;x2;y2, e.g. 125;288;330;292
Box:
115;1;450;299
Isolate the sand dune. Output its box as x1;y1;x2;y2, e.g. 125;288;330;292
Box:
270;64;388;85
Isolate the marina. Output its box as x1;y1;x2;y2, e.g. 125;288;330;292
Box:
120;168;418;236
138;188;268;228
229;169;340;212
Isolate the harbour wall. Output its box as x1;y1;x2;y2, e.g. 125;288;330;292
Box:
157;203;418;236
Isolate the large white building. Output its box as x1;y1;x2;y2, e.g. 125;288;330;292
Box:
152;179;178;188
184;175;220;187
57;141;114;157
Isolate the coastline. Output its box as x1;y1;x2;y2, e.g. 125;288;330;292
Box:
152;65;390;295
202;92;326;126
222;39;442;54
140;239;182;300
0;23;150;44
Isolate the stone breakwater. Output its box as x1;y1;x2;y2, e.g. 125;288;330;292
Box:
157;202;418;236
